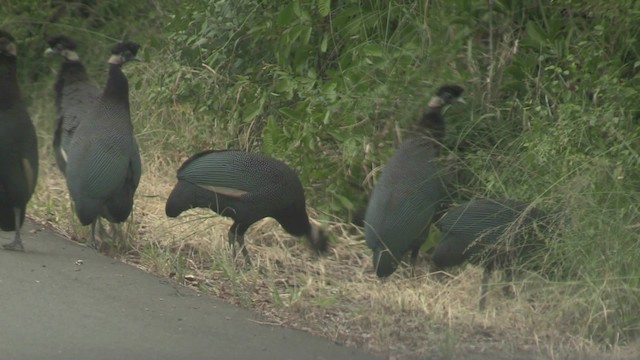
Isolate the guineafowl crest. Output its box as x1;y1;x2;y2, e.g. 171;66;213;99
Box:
428;84;465;108
108;41;140;65
0;30;17;56
310;224;329;253
45;35;79;61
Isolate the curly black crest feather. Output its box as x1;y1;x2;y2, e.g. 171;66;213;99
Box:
46;35;77;50
111;41;140;56
436;85;465;102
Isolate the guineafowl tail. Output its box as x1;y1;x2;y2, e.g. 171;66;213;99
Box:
102;185;134;223
165;180;218;217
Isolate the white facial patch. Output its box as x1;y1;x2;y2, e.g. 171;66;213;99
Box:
6;42;17;56
428;96;445;108
108;54;124;65
61;49;80;61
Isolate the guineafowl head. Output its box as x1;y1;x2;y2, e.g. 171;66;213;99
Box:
45;34;79;60
109;41;140;65
0;30;17;58
428;84;465;108
309;224;329;253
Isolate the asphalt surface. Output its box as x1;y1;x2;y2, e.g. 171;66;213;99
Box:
0;220;380;360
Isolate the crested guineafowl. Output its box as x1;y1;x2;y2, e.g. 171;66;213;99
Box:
432;198;551;310
364;85;464;277
0;30;39;251
45;34;100;174
165;149;328;263
65;41;142;248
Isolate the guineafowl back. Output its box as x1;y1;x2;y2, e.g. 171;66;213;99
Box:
172;150;308;229
0;38;39;231
364;137;448;275
54;62;99;116
53;61;100;172
433;199;549;270
65;61;138;225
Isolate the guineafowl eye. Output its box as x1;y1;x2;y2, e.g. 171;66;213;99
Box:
0;30;39;252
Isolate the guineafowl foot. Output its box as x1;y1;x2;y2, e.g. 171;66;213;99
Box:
86;220;100;249
2;240;24;252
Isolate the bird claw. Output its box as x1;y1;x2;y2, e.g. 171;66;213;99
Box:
2;241;24;252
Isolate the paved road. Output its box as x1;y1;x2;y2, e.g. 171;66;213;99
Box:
0;220;380;360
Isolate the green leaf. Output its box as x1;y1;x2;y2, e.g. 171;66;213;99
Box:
320;34;328;53
362;43;384;57
525;21;547;48
277;4;295;26
242;96;265;123
317;0;330;17
334;193;355;210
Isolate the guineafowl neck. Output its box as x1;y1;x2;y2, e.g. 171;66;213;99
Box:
103;63;130;108
54;62;89;107
59;61;90;83
416;108;445;143
0;58;20;110
274;204;312;238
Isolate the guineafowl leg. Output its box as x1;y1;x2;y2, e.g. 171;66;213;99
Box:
478;268;491;311
2;208;25;252
409;245;420;277
87;219;98;249
228;223;251;265
502;268;516;298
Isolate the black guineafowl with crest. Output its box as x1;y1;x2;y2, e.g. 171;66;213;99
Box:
432;198;552;310
0;30;39;251
65;41;142;248
165;150;328;263
364;85;464;277
45;34;100;174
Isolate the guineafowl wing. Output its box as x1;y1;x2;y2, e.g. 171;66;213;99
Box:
66;132;132;225
131;138;142;190
59;82;100;153
364;140;448;275
0;104;38;229
177;150;292;198
435;199;546;268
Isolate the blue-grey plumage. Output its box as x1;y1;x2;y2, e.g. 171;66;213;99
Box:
0;30;39;251
46;35;101;174
364;139;448;276
364;85;464;277
432;198;551;310
165;149;328;263
65;41;141;248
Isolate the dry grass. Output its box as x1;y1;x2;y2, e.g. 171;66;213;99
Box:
22;79;637;360
26;140;638;360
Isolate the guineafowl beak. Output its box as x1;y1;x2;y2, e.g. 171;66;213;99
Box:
455;97;466;104
44;48;56;57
